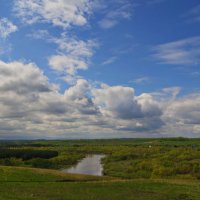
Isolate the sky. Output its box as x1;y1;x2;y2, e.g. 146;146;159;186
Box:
0;0;200;139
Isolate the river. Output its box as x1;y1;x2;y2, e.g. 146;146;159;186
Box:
62;154;105;176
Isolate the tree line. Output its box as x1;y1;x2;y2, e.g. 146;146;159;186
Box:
0;148;58;160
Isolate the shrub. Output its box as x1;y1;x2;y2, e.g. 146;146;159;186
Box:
31;158;55;168
0;149;58;160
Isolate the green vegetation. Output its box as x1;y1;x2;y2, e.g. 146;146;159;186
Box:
0;149;58;160
0;166;110;182
0;165;200;200
1;179;200;200
0;138;200;199
1;138;200;179
103;146;200;179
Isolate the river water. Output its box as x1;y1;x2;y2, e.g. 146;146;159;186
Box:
62;154;105;176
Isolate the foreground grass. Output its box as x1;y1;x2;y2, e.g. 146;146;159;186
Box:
0;166;200;200
0;179;199;200
0;166;111;182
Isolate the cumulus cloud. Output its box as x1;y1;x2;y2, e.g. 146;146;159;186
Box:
164;93;200;125
48;35;97;82
92;84;162;120
12;0;97;83
0;61;62;118
49;55;88;75
65;79;89;100
53;36;96;58
151;87;182;103
93;85;142;119
0;61;53;94
0;60;163;138
0;60;100;138
158;92;200;137
0;59;199;138
0;18;18;39
193;125;200;134
0;61;82;138
14;0;95;29
29;30;97;83
153;36;200;65
64;79;99;115
136;93;162;117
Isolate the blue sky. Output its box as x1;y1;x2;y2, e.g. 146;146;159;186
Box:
0;0;200;139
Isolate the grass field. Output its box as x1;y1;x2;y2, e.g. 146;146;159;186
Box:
0;166;200;200
1;138;200;200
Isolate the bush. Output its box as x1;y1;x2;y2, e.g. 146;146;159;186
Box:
0;149;58;160
31;158;55;168
153;166;175;177
175;162;193;174
0;158;22;166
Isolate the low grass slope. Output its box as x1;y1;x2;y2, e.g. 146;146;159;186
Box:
0;179;199;200
0;166;111;182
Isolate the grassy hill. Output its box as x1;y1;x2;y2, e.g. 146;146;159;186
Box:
0;166;200;200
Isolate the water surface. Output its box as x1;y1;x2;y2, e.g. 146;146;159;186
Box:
62;154;105;176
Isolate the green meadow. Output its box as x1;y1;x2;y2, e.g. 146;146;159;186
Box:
0;138;200;200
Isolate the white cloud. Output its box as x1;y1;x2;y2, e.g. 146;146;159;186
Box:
0;18;18;39
98;1;132;29
185;4;200;23
192;71;200;77
0;60;199;138
0;60;164;138
92;84;162;120
136;93;162;117
150;87;182;106
28;29;49;40
161;87;181;101
0;42;12;55
29;30;97;83
29;31;97;81
161;92;200;137
15;1;98;83
146;0;165;6
53;36;96;58
0;60;97;138
193;125;200;133
13;0;99;84
0;60;66;123
98;19;118;29
64;79;89;100
49;55;88;75
131;77;150;84
93;84;142;119
153;36;200;65
64;79;99;115
48;34;97;82
14;0;95;29
102;56;117;65
0;60;54;94
164;93;200;125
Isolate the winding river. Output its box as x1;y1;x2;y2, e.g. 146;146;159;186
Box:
62;154;105;176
